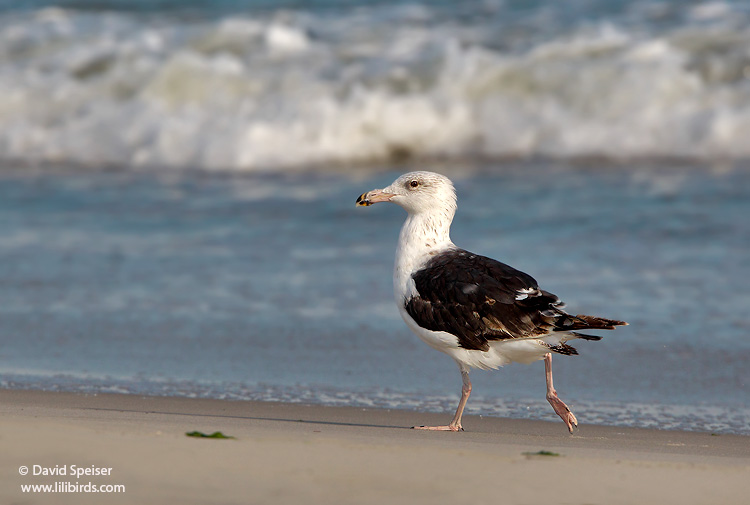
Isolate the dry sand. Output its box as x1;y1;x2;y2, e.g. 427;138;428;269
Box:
0;389;748;505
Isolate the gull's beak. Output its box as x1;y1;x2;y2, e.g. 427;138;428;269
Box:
356;189;396;207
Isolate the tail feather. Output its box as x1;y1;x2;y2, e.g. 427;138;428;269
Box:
556;314;628;331
547;343;579;356
571;332;602;341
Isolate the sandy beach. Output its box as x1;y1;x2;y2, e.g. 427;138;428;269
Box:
3;1;750;503
0;389;747;504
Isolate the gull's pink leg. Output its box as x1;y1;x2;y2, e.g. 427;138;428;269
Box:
414;368;471;432
544;353;578;433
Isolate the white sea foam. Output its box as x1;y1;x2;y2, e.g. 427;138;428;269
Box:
2;3;750;170
2;372;748;435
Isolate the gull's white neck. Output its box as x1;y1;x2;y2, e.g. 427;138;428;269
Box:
393;210;455;301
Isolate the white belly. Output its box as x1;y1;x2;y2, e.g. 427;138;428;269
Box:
398;305;554;371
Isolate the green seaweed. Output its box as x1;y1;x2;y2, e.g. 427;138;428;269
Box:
522;450;560;457
185;431;236;439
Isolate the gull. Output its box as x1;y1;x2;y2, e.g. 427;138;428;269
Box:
356;171;627;432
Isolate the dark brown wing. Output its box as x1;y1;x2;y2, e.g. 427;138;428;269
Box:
403;249;621;351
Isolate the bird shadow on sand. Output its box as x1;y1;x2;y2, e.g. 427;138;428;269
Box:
75;405;412;430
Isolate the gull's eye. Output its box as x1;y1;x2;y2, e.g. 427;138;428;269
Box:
409;180;420;189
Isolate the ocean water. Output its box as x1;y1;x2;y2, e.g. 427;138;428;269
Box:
1;164;748;434
2;0;750;169
0;0;749;434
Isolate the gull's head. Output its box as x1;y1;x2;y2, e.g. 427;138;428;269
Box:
356;171;457;217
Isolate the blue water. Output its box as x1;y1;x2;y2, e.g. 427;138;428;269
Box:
0;163;748;434
0;0;748;434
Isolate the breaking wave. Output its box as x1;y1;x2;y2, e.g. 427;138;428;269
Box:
2;1;750;170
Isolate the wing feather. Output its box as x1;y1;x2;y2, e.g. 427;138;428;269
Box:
405;250;565;351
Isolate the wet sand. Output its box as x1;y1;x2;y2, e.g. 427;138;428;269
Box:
0;389;748;504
